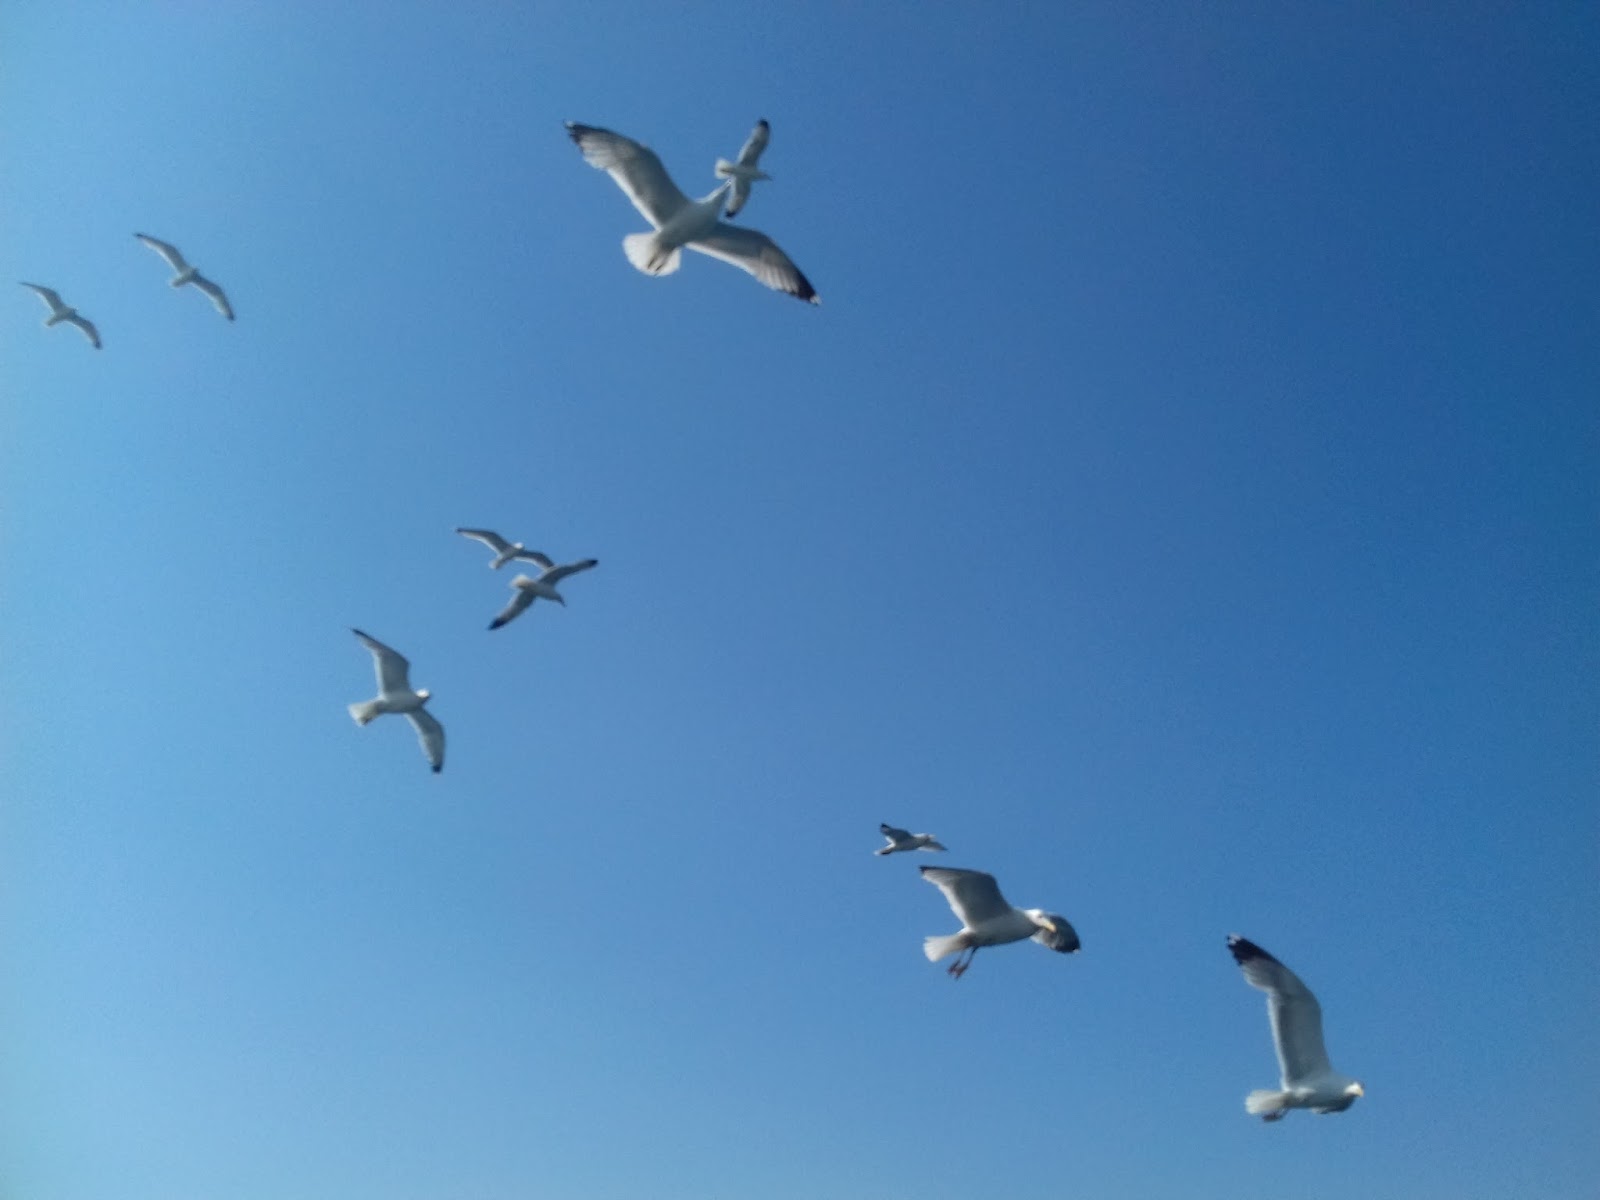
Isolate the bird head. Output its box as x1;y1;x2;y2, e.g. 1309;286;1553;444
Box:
1346;1082;1365;1099
416;689;432;703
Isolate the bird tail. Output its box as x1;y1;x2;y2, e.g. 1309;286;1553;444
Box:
348;700;381;726
715;157;737;178
623;232;681;276
1246;1090;1291;1120
923;933;965;963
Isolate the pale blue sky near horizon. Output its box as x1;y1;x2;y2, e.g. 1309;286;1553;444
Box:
3;4;1596;1199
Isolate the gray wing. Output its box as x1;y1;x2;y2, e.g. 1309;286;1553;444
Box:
1228;935;1333;1085
565;122;690;229
488;583;537;631
520;550;555;570
724;178;753;219
407;709;445;773
20;282;67;314
1031;912;1081;954
65;315;102;349
920;866;1012;927
352;628;412;695
687;224;818;304
543;557;598;585
456;527;513;555
192;274;234;320
880;823;912;842
735;119;770;167
134;233;190;273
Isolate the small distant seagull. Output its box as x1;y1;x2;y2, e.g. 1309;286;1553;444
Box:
488;554;599;631
715;118;771;218
919;866;1079;979
565;121;818;304
19;283;100;349
1227;934;1364;1121
134;233;234;320
347;629;444;773
876;823;947;856
455;528;549;570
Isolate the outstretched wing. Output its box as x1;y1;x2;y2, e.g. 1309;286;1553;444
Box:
193;274;234;320
407;709;445;773
565;122;690;229
687;224;818;304
20;282;67;314
65;315;102;349
879;823;911;842
1228;935;1333;1085
920;866;1011;928
520;550;555;570
488;584;537;631
456;527;513;555
1031;912;1081;954
352;628;412;695
735;119;770;168
543;557;598;586
134;233;190;273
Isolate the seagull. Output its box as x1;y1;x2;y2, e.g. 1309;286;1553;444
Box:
714;119;771;218
488;555;599;631
1227;934;1364;1121
19;283;100;348
565;122;818;304
134;233;234;320
347;629;444;773
919;866;1079;979
876;823;947;856
455;528;550;570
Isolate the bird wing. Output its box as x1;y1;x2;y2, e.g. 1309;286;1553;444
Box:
1228;935;1333;1085
20;282;67;314
192;274;234;319
735;119;770;167
543;557;598;585
565;122;690;229
879;823;911;842
456;528;513;555
518;550;555;569
134;233;190;273
687;224;818;304
352;628;412;695
1031;912;1081;954
920;866;1012;927
65;315;102;349
724;179;752;218
407;709;445;773
488;584;538;630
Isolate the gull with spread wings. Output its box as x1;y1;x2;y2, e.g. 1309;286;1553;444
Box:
565;121;817;304
919;866;1079;979
488;554;599;631
134;233;234;320
875;823;947;856
347;630;445;773
20;283;101;348
455;527;549;570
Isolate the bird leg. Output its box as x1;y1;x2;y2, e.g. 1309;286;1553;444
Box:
947;947;977;979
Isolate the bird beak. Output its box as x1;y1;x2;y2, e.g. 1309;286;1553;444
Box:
1038;917;1058;933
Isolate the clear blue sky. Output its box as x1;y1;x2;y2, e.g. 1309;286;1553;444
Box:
4;5;1596;1198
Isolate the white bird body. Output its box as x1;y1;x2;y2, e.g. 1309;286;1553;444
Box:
455;527;548;570
876;823;947;855
20;283;101;348
1227;935;1364;1121
134;233;235;320
919;866;1080;978
565;122;818;304
348;629;444;773
714;119;772;217
488;554;599;630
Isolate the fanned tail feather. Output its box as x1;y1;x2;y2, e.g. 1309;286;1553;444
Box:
623;233;681;276
348;700;382;726
923;933;965;963
1246;1090;1291;1121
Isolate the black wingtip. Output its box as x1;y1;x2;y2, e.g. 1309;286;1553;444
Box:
487;620;503;631
431;764;443;774
1227;935;1276;967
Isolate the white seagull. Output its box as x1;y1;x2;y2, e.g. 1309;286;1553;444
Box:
20;283;101;348
134;233;234;320
1227;934;1364;1121
455;527;549;570
876;823;947;856
920;866;1079;979
565;121;818;304
714;118;771;218
347;629;445;773
488;554;599;631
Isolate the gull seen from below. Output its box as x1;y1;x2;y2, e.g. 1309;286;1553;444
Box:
875;823;947;855
134;233;235;320
565;121;818;304
714;118;771;218
19;283;101;348
919;865;1080;979
347;629;445;774
1227;934;1364;1121
488;554;599;631
455;527;549;570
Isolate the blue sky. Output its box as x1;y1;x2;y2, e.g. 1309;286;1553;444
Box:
3;4;1596;1198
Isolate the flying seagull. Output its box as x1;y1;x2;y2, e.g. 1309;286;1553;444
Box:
919;866;1079;979
1227;934;1364;1121
714;118;771;218
876;823;947;856
19;283;100;348
565;121;818;304
455;528;549;570
488;554;599;631
347;629;444;773
134;233;234;320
